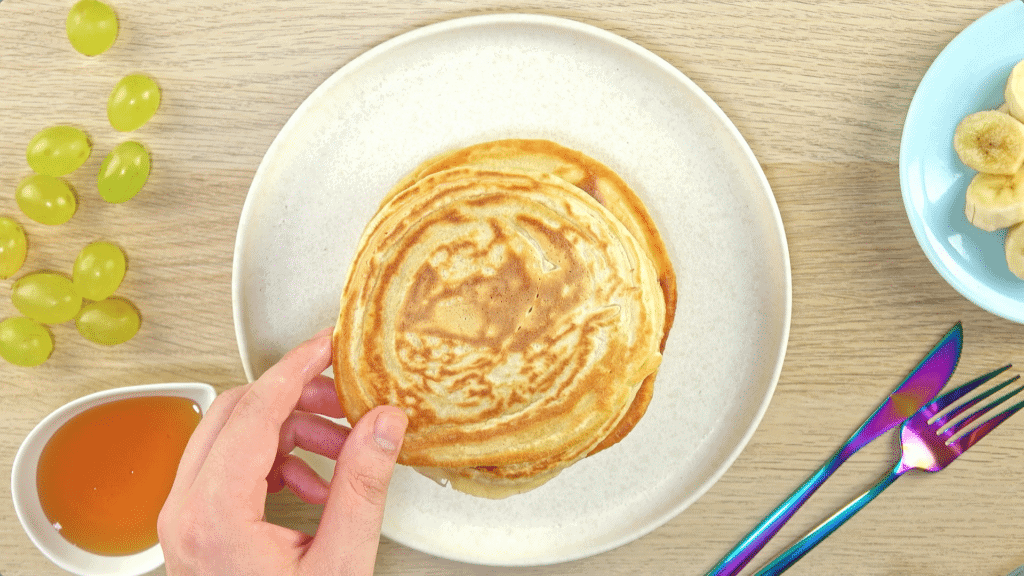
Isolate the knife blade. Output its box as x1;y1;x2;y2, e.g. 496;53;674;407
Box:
706;321;963;576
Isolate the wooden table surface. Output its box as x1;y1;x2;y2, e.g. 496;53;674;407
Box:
2;1;1023;574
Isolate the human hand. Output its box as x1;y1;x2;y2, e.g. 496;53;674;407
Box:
157;327;409;576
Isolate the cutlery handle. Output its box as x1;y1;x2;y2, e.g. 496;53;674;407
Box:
705;450;847;576
752;469;902;576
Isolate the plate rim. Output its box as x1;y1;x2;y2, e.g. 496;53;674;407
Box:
899;0;1024;324
230;12;792;565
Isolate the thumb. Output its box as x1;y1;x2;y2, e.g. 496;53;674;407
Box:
305;405;408;575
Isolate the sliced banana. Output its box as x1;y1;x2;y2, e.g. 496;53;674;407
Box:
964;169;1024;231
953;110;1024;175
1005;59;1024;123
1006;223;1024;280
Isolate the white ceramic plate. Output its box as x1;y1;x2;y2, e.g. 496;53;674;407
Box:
900;1;1024;324
232;13;790;566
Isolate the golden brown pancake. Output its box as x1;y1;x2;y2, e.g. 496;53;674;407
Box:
386;139;677;456
333;164;667;498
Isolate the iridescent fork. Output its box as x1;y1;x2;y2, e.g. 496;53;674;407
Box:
754;365;1024;575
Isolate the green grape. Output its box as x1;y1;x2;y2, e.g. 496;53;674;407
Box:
15;175;77;226
26;125;91;177
108;75;161;132
12;272;83;325
73;242;126;301
98;141;150;203
66;0;118;56
0;217;28;279
0;317;53;367
76;297;140;345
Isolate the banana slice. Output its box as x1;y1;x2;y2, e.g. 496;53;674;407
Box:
1006;223;1024;280
964;169;1024;231
1005;59;1024;123
953;110;1024;175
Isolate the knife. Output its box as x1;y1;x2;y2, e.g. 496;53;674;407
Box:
705;321;963;576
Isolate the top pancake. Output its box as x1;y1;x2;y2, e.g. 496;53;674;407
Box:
386;139;677;455
333;166;666;485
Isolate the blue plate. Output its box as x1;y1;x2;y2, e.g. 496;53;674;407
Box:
900;0;1024;324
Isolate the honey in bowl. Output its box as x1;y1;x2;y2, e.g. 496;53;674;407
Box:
35;395;201;556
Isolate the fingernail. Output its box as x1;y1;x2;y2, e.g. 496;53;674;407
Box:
373;409;407;454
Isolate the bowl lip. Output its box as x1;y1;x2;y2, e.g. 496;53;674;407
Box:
10;382;217;576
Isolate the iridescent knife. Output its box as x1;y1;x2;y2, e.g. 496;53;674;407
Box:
705;322;963;576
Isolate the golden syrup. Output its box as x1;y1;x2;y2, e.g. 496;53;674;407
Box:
36;395;201;555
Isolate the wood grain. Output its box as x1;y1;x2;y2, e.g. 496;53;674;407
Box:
1;1;1022;575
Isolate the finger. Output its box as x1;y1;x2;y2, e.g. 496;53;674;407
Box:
275;454;331;505
269;412;348;497
196;328;333;519
304;405;407;574
297;374;345;419
278;410;350;459
163;384;250;508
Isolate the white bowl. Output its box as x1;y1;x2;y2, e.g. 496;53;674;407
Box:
11;382;217;576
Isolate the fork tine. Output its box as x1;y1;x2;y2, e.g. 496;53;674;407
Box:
926;364;1013;419
949;384;1024;452
947;377;1024;435
937;374;1022;427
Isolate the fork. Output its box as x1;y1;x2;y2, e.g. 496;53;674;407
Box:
754;365;1024;576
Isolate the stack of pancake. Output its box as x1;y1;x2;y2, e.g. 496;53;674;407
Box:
333;139;676;498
